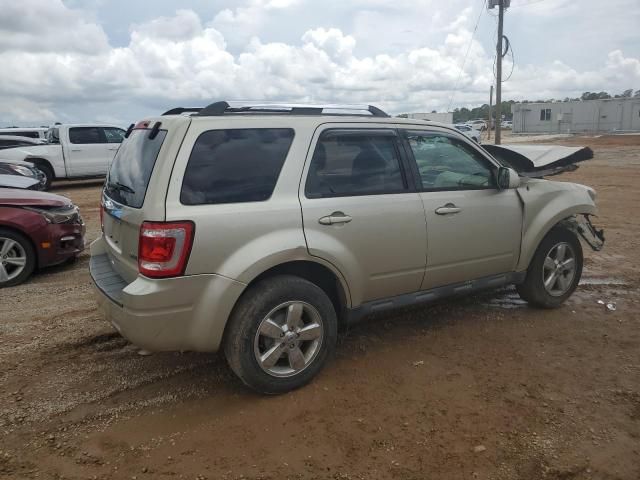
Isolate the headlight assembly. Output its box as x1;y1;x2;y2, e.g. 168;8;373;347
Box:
24;205;81;224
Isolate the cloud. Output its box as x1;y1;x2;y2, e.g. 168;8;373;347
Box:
0;0;109;54
0;0;638;125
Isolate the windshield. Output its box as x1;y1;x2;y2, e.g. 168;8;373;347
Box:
104;129;166;208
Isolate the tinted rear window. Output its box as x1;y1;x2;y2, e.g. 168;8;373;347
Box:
180;128;294;205
105;129;167;208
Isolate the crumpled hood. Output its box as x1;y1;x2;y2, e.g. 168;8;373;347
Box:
482;144;593;177
0;185;70;206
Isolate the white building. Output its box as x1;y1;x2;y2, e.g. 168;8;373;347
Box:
511;98;640;134
406;112;454;124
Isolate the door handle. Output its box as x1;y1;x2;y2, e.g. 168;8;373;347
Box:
70;148;81;152
319;212;352;225
435;203;462;215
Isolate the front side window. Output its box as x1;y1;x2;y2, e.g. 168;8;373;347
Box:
305;131;406;198
181;128;294;205
46;128;59;144
103;127;126;143
405;132;495;190
69;127;105;144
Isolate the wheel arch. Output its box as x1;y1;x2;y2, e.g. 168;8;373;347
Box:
25;157;55;178
0;224;39;269
236;259;351;330
517;204;595;272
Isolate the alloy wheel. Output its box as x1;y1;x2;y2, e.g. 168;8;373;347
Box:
0;237;28;283
253;301;324;378
542;242;576;297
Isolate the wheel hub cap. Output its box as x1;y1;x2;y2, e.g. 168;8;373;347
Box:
0;237;27;283
542;242;576;297
253;301;324;378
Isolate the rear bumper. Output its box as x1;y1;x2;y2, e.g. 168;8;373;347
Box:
89;238;246;352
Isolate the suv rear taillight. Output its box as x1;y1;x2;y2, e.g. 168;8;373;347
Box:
138;221;194;278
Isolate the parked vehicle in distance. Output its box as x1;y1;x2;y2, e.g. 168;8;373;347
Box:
501;120;513;129
0;174;41;190
0;124;126;190
0;188;84;287
0;127;48;140
0;160;46;190
453;124;480;142
466;119;487;131
90;101;604;394
0;135;47;149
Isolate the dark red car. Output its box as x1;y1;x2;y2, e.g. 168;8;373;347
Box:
0;188;85;287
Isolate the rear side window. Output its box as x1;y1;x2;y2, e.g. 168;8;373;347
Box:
180;128;294;205
305;131;407;198
69;127;105;144
105;129;167;208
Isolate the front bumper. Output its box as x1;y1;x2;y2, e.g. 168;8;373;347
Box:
38;221;85;268
89;238;246;352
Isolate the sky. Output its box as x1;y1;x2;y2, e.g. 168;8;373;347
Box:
0;0;639;126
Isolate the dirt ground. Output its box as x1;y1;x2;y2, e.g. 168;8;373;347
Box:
1;134;639;480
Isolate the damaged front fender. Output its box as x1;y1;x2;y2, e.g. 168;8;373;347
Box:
560;214;605;251
515;178;600;271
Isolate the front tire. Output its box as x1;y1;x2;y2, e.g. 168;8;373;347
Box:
516;227;583;308
34;162;53;190
223;275;337;394
0;228;36;288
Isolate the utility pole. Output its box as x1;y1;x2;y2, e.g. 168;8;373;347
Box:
494;0;505;144
487;84;493;141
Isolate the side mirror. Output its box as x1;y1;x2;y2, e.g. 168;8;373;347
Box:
497;166;520;190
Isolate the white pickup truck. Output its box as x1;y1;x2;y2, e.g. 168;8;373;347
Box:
0;124;126;189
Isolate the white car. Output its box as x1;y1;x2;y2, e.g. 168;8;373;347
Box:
466;119;487;131
501;121;513;129
453;124;480;142
0;135;47;149
0;127;48;140
0;124;126;189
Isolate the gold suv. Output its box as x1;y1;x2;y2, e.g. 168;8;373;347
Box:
90;102;604;393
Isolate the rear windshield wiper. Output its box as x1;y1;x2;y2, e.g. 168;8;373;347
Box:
107;181;135;195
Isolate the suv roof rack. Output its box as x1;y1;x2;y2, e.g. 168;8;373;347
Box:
185;101;389;118
161;107;202;116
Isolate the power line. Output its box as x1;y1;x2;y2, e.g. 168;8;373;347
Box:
503;36;515;82
447;0;487;111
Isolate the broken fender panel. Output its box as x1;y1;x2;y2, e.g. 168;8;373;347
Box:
560;215;605;251
515;178;597;271
482;144;593;177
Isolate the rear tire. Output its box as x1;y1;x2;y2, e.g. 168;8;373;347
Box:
223;275;337;394
516;227;583;309
0;228;36;288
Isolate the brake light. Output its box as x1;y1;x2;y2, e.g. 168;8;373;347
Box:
138;221;194;278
